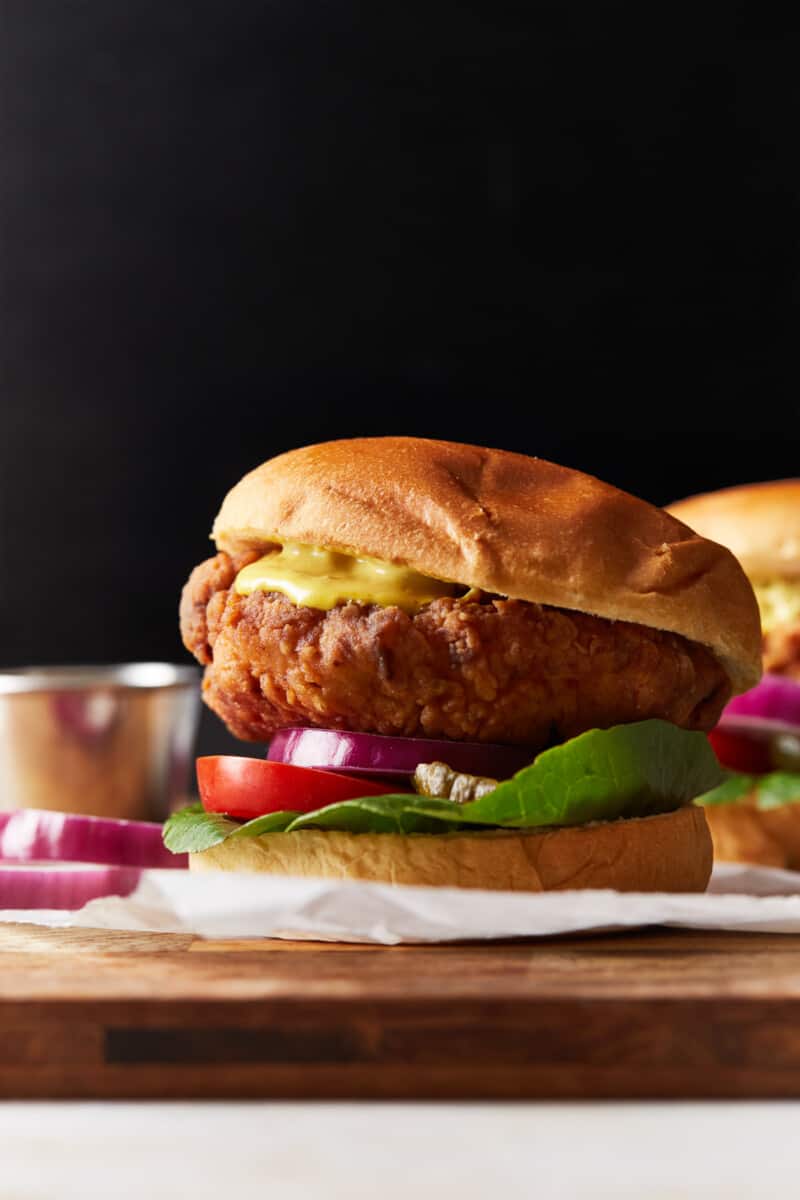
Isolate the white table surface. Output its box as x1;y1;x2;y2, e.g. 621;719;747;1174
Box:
1;1101;794;1199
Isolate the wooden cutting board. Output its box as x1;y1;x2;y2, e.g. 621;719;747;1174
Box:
2;923;800;1100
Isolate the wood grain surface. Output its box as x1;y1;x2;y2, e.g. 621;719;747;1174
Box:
2;923;800;1099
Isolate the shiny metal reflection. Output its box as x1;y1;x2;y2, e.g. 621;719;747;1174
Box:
0;663;201;820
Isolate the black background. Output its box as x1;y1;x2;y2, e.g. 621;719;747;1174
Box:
1;3;797;753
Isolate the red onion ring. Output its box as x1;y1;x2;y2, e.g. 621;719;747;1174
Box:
717;674;800;741
0;864;141;910
266;727;536;781
0;810;187;869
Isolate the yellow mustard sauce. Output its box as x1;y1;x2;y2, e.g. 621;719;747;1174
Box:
753;580;800;634
234;541;458;612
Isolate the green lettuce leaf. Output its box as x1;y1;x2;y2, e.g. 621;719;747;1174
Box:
455;720;721;828
285;796;458;835
694;770;800;811
163;803;299;853
755;772;800;810
163;720;722;853
694;774;756;807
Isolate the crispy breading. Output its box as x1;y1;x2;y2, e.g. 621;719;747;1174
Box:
180;553;731;747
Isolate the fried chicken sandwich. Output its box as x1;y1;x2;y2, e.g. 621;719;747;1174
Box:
166;438;762;893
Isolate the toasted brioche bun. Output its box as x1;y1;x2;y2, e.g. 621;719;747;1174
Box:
668;480;800;582
703;797;800;871
211;437;761;692
189;806;712;893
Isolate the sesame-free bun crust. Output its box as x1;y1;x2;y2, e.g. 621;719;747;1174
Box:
190;806;712;893
668;479;800;582
212;438;761;692
703;797;800;871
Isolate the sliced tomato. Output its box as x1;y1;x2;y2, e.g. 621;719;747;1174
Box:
707;729;772;774
196;756;399;820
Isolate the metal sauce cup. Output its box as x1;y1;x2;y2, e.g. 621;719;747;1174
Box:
0;664;201;820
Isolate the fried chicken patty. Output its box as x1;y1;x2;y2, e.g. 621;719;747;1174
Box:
181;552;732;748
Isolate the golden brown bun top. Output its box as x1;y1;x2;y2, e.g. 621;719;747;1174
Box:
668;479;800;582
212;437;762;692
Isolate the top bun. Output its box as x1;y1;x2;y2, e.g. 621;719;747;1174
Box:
213;437;762;693
668;480;800;583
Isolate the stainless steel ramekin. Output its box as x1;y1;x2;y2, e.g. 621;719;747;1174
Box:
0;663;201;820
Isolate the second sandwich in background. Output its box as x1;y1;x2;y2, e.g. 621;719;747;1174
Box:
669;479;800;869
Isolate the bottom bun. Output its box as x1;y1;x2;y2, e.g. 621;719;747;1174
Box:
189;806;712;893
704;800;800;870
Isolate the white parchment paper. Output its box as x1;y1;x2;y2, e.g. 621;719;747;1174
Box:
3;863;800;942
